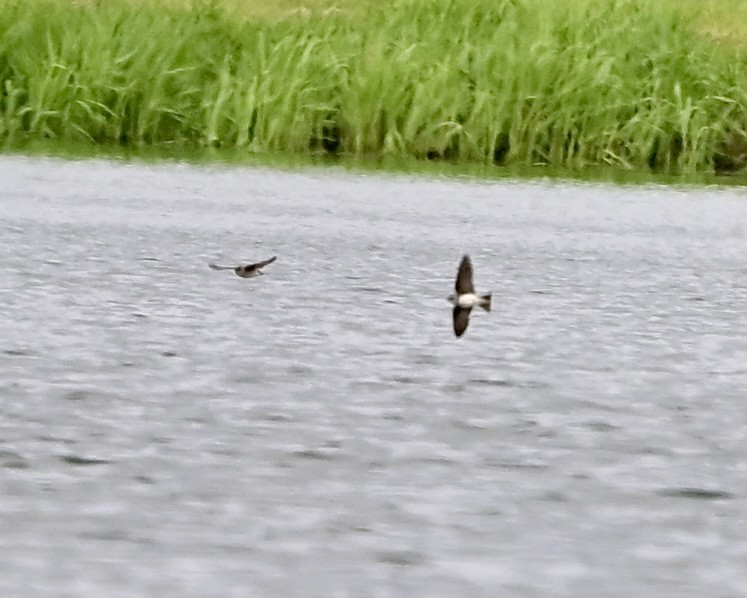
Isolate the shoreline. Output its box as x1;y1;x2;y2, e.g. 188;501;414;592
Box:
5;141;744;189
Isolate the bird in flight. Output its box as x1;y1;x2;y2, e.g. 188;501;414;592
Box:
447;255;491;337
208;256;277;278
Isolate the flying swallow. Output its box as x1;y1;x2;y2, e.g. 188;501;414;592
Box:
209;256;277;278
447;255;491;337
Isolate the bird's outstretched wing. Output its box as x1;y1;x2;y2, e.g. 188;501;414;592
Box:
453;306;471;337
455;254;474;294
249;255;277;270
208;263;234;270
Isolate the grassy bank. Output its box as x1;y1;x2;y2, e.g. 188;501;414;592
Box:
1;0;746;175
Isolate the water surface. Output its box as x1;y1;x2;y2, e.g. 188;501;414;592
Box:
1;155;746;597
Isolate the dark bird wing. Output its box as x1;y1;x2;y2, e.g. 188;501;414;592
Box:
251;255;277;269
208;263;234;270
455;255;474;294
452;306;471;337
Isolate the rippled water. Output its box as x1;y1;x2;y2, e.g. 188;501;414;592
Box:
1;155;746;597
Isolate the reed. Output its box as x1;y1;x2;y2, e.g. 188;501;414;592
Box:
1;0;746;174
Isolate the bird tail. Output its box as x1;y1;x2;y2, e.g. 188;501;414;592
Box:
480;294;492;312
208;263;232;271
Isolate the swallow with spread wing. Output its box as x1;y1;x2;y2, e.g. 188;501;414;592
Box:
447;255;491;337
209;256;277;278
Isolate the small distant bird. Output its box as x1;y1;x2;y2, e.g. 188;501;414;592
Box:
209;256;277;278
447;254;491;337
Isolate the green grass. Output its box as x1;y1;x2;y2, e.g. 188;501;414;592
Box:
2;0;747;175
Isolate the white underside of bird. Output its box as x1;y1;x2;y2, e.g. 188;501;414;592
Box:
451;293;489;308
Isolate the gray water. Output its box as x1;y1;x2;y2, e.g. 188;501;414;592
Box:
1;155;745;597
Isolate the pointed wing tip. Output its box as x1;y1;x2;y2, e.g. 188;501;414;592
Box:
452;306;471;337
459;254;472;270
260;255;277;267
455;254;475;294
